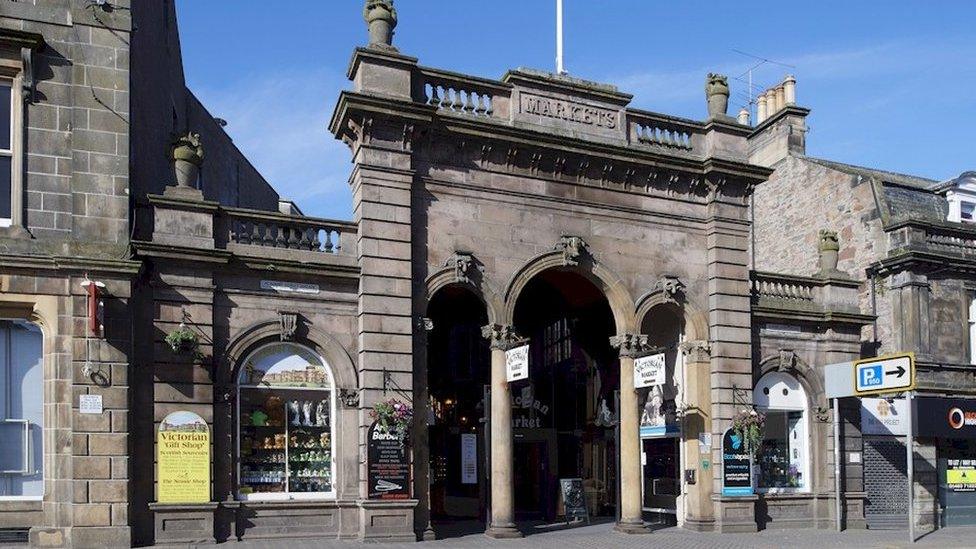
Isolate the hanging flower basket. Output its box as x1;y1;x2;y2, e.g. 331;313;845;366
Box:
165;323;200;355
370;398;413;447
732;408;766;457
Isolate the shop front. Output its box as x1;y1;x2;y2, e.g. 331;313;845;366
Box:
914;397;976;529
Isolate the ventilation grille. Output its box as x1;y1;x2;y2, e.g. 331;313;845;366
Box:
0;528;29;544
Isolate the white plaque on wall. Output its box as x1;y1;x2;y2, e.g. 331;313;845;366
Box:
634;353;666;389
860;397;909;436
79;394;103;415
506;344;529;382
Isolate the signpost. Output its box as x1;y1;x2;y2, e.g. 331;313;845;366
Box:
634;353;666;389
367;421;410;500
854;353;915;396
823;353;916;542
559;478;589;523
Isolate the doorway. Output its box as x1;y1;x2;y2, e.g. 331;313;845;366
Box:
642;437;679;525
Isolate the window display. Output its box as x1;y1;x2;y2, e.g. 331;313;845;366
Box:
238;343;335;500
753;371;808;492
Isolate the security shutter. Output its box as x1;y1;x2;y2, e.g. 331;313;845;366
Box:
864;436;909;529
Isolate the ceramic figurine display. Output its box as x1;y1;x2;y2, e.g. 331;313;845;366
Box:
302;400;314;426
315;399;329;427
288;401;302;426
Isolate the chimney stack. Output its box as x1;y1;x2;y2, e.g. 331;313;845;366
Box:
754;75;798;125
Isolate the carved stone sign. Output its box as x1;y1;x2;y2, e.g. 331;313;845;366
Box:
519;92;618;130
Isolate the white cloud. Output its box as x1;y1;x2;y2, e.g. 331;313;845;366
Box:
192;69;354;220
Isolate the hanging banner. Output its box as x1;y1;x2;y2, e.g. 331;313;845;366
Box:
367;421;410;499
460;433;477;485
634;353;666;389
721;427;753;496
506;344;529;382
156;411;211;503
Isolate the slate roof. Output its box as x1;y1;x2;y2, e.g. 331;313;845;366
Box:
799;155;947;224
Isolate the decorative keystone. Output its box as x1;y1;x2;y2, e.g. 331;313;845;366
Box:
364;0;397;49
654;275;686;304
555;235;588;266
705;73;730;118
445;252;475;284
279;311;298;341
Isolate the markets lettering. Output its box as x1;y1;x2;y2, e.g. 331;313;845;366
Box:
521;94;617;129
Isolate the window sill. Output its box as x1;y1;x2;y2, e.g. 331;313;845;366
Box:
0;497;43;511
0;225;31;240
238;492;336;502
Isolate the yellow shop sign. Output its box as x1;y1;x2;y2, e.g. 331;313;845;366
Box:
156;411;211;503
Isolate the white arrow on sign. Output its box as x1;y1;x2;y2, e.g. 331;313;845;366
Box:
853;353;915;396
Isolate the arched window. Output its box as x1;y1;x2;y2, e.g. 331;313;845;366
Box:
753;371;809;492
0;320;43;499
237;342;335;500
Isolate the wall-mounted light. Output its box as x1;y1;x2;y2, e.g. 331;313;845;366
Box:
80;277;106;337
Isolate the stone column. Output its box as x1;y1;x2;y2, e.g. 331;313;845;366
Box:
481;324;522;539
610;334;650;534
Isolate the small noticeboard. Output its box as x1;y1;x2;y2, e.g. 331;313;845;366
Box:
634;353;666;389
854;353;915;396
367;422;410;500
559;478;589;523
506;344;529;382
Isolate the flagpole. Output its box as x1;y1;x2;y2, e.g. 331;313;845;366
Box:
556;0;565;74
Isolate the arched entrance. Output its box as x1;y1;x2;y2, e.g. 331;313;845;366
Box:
425;285;491;533
511;268;618;522
638;304;685;526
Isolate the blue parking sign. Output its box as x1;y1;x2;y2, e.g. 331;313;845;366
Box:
860;365;882;387
853;354;915;395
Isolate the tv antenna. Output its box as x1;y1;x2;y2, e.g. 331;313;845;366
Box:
732;49;795;120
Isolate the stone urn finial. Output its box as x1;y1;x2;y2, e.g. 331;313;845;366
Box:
363;0;397;49
818;229;840;274
705;73;730;118
170;132;204;188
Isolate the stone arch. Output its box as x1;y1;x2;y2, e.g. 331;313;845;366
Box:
423;257;503;325
757;351;826;410
222;317;358;391
635;280;709;343
502;239;636;333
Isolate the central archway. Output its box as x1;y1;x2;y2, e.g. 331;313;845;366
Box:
511;268;619;521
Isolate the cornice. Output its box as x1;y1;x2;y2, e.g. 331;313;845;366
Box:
0;252;140;276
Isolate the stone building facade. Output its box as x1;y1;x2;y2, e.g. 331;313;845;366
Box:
2;1;957;547
750;80;976;533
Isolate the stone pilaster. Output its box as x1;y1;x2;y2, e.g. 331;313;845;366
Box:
481;324;522;539
609;334;651;534
679;340;715;531
705;187;758;533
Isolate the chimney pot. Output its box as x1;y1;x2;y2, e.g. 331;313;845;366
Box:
756;93;768;123
783;75;796;105
774;85;786;113
737;107;750;126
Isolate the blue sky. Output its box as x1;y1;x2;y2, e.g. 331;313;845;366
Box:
176;1;976;220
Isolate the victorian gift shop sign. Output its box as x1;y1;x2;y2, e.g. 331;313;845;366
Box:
156;411;211;503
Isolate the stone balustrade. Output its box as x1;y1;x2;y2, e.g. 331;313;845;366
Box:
419;68;511;119
887;219;976;260
627;111;700;151
224;207;355;256
752;273;816;302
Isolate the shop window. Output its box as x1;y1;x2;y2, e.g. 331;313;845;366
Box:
0;320;43;499
237;342;335;501
753;371;809;492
